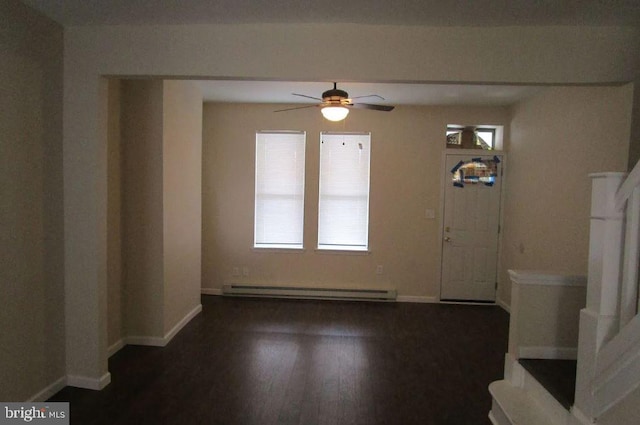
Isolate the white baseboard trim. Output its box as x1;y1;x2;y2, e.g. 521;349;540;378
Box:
27;376;67;402
496;297;511;314
571;406;593;425
163;303;202;344
518;346;577;360
206;289;504;307
487;411;499;425
396;295;438;303
125;335;166;347
107;339;125;358
67;372;111;390
440;300;498;307
125;303;202;348
201;287;222;296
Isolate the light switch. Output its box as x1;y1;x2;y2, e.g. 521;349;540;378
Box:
425;209;436;219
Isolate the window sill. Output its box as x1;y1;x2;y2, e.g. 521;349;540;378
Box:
314;248;371;256
252;247;306;253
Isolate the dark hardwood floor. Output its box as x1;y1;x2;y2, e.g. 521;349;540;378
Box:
49;296;509;424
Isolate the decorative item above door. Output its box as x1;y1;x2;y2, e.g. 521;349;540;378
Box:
451;156;501;188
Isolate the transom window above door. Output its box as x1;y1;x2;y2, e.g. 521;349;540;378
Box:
446;126;496;150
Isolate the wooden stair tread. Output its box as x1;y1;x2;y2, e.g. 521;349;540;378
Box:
489;380;562;425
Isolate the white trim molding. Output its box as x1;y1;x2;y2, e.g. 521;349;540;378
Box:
125;335;166;347
27;376;67;402
164;304;202;343
518;346;578;360
109;303;203;358
439;300;498;307
508;270;587;287
570;405;593;425
126;303;203;348
107;339;125;357
67;372;111;391
496;297;511;314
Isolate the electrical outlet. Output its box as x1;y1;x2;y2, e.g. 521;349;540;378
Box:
242;266;250;277
376;265;384;275
232;267;240;277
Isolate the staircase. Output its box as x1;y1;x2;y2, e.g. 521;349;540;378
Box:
489;270;586;425
490;358;582;425
490;165;640;425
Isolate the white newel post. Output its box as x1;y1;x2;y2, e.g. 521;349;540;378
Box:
574;172;626;422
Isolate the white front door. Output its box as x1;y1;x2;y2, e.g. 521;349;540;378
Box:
440;153;503;302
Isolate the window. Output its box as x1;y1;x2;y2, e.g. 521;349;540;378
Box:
254;131;306;249
446;127;495;150
317;132;371;251
475;129;495;149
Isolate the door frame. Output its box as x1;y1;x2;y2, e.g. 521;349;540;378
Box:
436;149;508;305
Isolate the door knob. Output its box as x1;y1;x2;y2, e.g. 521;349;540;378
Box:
444;237;452;242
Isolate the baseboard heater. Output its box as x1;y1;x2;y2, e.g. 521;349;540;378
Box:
222;284;397;302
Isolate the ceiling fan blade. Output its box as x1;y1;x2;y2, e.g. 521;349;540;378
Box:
292;93;323;101
274;104;319;112
349;94;386;101
350;103;395;111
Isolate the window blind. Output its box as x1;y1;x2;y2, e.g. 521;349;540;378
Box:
317;132;371;251
254;131;306;249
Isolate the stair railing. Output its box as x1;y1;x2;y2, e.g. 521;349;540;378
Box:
614;162;640;327
574;162;640;423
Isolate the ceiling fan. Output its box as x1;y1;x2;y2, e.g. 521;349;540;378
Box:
275;82;395;121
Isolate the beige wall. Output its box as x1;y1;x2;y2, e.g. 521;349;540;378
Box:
203;103;509;297
0;0;64;400
65;25;640;84
500;86;633;304
121;80;166;338
162;80;203;334
204;86;633;304
107;79;123;348
117;79;203;342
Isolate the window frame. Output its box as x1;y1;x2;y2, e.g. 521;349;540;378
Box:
317;131;372;252
446;126;496;150
253;130;306;250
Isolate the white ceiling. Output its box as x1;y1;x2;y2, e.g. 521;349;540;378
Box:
20;0;640;27
195;80;543;106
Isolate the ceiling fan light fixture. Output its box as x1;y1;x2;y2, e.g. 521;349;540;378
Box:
321;106;349;122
